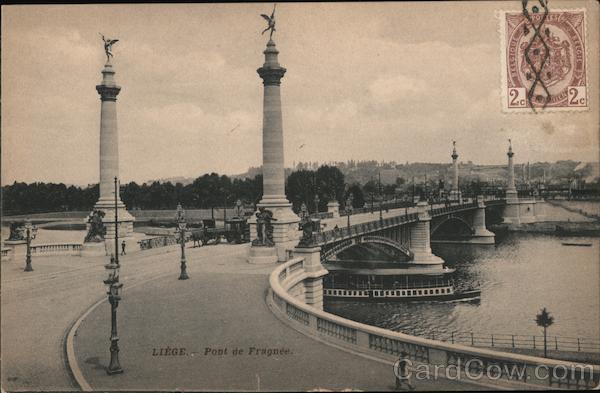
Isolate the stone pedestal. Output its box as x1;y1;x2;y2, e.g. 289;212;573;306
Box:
3;240;26;261
449;190;462;203
409;201;444;266
247;244;278;264
248;39;300;262
293;246;328;310
80;242;107;257
326;201;340;218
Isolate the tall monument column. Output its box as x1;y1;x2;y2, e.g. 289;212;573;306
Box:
86;56;134;255
449;141;461;202
503;139;521;224
248;38;300;263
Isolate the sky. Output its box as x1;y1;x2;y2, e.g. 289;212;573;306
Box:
2;1;599;186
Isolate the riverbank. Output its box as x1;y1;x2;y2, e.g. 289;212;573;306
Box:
491;221;600;236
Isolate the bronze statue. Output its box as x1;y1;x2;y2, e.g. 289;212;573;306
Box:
100;33;119;64
7;221;26;241
252;207;277;246
298;220;314;247
85;210;107;243
260;4;276;39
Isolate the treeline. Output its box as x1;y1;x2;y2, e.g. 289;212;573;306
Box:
2;166;373;216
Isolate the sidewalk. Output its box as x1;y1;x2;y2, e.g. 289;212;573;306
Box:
73;246;478;391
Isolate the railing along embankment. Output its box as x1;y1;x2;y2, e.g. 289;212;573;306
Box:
268;259;600;390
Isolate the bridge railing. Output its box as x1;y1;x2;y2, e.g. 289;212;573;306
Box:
138;236;179;250
430;201;478;217
311;212;419;246
310;211;334;220
268;259;600;390
30;243;82;256
420;331;600;354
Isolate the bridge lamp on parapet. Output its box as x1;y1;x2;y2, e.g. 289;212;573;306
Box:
23;218;38;272
103;255;123;375
175;203;189;280
300;202;309;223
345;196;353;232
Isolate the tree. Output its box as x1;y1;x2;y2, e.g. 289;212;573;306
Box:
535;307;554;358
315;165;345;210
347;183;364;208
286;170;316;212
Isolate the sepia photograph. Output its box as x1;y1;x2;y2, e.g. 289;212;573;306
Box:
1;1;599;391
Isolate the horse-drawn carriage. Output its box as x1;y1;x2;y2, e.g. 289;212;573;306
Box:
188;217;250;247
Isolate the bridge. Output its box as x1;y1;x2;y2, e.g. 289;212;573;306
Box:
306;196;505;265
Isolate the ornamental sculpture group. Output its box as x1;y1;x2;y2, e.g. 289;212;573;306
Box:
85;210;107;243
252;207;277;247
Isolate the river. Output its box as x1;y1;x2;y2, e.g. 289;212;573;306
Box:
324;232;600;343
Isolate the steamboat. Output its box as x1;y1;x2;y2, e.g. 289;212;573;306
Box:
323;258;479;302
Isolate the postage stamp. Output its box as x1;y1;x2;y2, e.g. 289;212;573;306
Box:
499;9;588;112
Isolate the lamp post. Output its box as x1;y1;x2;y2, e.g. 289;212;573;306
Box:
114;177;119;265
314;193;320;215
103;255;123;374
345;196;353;233
300;202;308;223
23;219;38;272
175;203;189;280
378;172;383;222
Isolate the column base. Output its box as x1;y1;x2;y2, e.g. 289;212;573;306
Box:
248;199;300;262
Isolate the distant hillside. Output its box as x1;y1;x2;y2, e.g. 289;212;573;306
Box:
142;160;598;188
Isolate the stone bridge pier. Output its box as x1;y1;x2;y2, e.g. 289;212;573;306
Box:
410;201;445;266
470;196;496;244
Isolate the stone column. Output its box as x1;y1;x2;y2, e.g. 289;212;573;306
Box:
450;142;461;202
87;62;134;255
409;201;444;266
503;141;521;224
248;39;300;263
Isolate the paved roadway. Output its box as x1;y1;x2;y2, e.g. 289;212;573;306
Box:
2;241;477;391
73;244;477;391
1;243;207;391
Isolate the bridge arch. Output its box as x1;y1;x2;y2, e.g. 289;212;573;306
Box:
430;215;475;237
321;235;413;262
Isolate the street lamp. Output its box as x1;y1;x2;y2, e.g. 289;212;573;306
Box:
345;195;353;233
103;256;123;375
300;202;308;222
23;219;38;272
175;203;189;280
314;193;320;214
378;172;383;222
114;177;120;265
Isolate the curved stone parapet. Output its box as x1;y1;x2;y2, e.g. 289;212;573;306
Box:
268;259;600;390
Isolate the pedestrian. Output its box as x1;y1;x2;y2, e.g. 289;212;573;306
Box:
394;351;414;391
121;240;126;256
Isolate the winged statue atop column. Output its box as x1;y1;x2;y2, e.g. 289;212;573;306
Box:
100;33;119;64
260;4;276;39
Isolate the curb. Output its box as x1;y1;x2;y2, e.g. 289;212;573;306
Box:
65;295;106;391
63;270;180;392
